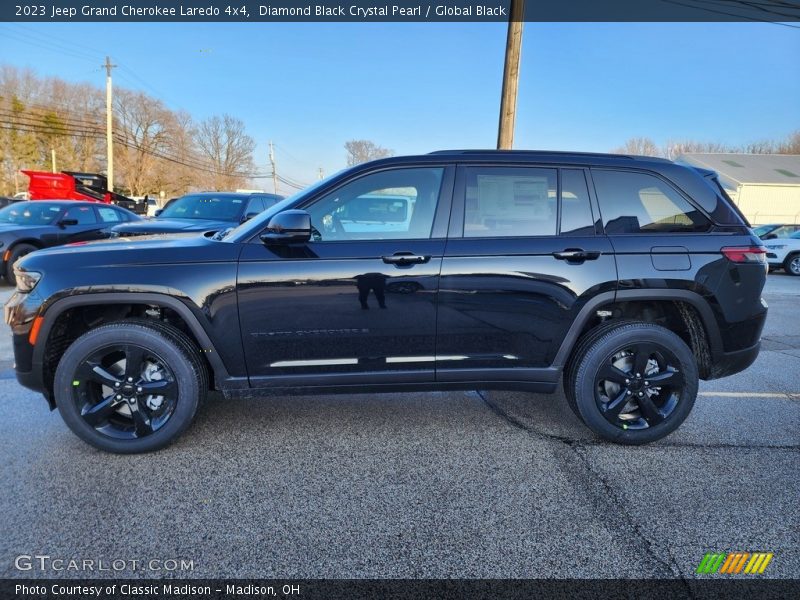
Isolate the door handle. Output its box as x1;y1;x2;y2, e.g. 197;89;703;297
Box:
552;249;601;262
382;252;430;266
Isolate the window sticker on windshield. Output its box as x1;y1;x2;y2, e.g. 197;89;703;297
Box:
49;207;61;211
232;200;242;203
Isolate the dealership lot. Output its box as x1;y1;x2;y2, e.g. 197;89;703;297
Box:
1;276;797;579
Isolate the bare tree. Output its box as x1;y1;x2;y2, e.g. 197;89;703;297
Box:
778;130;800;154
195;114;255;190
344;139;393;166
612;137;662;157
114;89;172;196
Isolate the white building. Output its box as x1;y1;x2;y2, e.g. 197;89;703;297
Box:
677;153;800;225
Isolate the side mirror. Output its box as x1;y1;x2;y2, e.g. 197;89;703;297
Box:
241;211;260;223
154;209;163;217
260;210;312;244
58;218;79;228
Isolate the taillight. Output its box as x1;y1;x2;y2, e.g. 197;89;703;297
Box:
721;246;767;264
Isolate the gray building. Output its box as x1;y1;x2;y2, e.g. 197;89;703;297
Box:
677;153;800;225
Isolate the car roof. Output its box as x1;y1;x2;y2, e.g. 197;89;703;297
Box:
353;149;674;170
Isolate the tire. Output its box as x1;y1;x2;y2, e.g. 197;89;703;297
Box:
784;253;800;276
54;320;207;453
565;321;698;445
4;243;38;285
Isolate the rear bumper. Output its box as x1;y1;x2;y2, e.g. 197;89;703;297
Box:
708;341;761;380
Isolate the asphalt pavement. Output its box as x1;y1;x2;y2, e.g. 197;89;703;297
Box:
1;275;797;580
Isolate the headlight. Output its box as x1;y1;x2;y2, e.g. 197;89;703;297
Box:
14;269;41;293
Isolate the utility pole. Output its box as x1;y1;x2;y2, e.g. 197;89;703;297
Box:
318;167;324;180
51;149;57;173
103;56;116;190
497;0;525;150
269;141;278;195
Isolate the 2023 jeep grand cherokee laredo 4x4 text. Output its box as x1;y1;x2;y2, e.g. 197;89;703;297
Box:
5;151;767;453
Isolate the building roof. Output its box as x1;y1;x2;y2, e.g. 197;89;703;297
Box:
677;153;800;186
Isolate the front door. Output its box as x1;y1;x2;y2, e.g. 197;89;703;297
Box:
238;165;453;387
436;165;617;382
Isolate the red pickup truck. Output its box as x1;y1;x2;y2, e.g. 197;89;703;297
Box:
23;170;144;214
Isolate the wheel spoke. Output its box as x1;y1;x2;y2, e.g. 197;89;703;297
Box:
76;361;121;388
647;368;684;389
139;379;176;397
128;401;153;437
604;389;631;419
637;393;664;426
598;363;629;385
81;395;122;426
123;345;146;381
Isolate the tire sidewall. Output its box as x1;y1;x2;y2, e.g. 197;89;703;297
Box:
785;254;800;276
573;325;699;445
5;243;37;283
55;325;200;453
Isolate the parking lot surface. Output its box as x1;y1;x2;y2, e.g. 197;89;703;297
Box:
1;276;798;579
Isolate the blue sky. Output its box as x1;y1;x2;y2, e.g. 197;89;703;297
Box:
1;22;798;192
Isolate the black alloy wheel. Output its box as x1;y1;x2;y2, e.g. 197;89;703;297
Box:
566;321;699;445
54;321;206;453
73;344;178;439
594;343;684;430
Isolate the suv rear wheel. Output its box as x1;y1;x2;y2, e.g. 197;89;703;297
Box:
566;321;698;444
54;320;207;453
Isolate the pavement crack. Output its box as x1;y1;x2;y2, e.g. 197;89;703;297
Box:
477;390;694;592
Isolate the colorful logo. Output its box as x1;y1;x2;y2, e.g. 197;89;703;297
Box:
696;552;774;575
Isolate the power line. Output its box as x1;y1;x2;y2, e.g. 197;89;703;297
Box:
659;0;800;27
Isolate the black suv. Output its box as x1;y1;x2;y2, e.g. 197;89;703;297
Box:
5;151;767;453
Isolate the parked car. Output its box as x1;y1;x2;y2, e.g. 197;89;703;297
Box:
765;231;800;275
0;200;140;285
5;150;767;453
0;197;20;209
753;223;800;240
109;192;284;237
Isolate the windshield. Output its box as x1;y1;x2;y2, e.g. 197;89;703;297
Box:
752;225;775;237
158;194;247;221
221;172;345;242
0;202;62;225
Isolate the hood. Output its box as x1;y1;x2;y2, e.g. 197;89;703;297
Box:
0;222;48;233
111;218;234;234
18;232;239;271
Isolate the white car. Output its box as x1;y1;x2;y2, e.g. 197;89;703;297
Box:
765;231;800;276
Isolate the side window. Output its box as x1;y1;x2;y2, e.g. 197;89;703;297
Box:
63;205;97;225
462;167;557;237
560;169;595;236
306;167;444;241
592;170;711;234
96;206;123;223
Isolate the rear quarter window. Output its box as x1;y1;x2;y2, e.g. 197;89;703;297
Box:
592;170;711;234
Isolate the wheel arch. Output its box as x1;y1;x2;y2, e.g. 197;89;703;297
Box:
555;289;722;378
34;292;235;406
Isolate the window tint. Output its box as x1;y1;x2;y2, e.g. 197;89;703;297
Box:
307;168;444;241
593;170;710;234
96;206;123;223
560;169;595;236
463;167;557;237
64;205;97;225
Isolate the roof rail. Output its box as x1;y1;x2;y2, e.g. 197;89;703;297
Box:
427;149;669;161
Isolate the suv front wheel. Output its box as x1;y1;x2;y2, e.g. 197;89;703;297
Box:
54;320;207;453
566;321;699;444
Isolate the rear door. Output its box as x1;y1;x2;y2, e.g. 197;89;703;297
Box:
436;164;617;382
